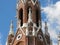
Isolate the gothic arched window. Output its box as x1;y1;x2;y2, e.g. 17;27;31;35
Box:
19;8;23;26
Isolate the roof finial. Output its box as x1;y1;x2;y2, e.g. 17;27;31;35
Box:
9;20;14;35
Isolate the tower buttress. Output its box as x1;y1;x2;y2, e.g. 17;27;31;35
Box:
9;20;14;35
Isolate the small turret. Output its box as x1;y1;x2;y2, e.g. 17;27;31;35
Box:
45;21;49;36
9;20;14;35
6;20;14;45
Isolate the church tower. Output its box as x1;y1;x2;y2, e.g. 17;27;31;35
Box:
58;32;60;45
11;0;47;45
5;0;52;45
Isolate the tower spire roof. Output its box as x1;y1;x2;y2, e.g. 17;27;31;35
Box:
45;21;49;35
45;21;48;31
9;20;14;35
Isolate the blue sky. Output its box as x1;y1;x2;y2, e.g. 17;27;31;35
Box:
0;0;60;45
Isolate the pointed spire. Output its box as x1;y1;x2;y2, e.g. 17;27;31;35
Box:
28;8;32;22
9;20;14;35
45;21;49;35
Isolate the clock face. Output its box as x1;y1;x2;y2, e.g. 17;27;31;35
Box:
16;34;22;40
38;35;43;41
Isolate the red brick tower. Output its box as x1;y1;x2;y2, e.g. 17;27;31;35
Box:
6;0;50;45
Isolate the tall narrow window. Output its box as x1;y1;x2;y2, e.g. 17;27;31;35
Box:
19;8;23;26
36;9;39;27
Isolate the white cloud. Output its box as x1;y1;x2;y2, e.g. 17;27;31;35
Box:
42;1;60;24
41;1;60;45
48;28;57;39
